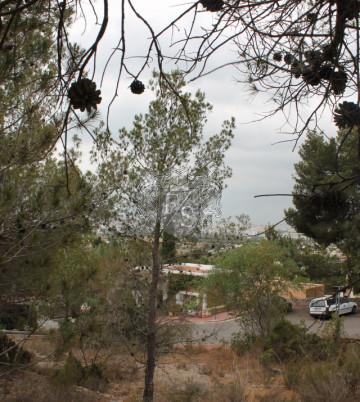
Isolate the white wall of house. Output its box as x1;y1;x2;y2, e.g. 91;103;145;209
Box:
175;290;207;312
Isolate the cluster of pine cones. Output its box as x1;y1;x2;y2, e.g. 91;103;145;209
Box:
337;0;359;22
334;101;360;129
199;0;224;12
68;78;102;113
273;49;347;95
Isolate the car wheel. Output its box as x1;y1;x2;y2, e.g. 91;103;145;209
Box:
352;306;357;314
310;315;317;319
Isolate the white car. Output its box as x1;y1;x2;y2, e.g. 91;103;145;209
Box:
309;296;357;319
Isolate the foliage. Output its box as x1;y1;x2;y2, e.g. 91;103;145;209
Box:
210;215;251;244
286;129;360;249
51;352;107;392
231;331;258;357
61;240;191;362
283;341;360;401
0;155;96;314
259;317;360;401
0;1;85;170
265;228;346;291
104;261;191;357
92;70;233;400
285;129;360;286
260;319;329;364
0;302;37;331
167;273;203;300
0;1;97;316
93;70;234;239
43;238;98;320
161;231;177;263
0;333;32;368
206;240;297;339
341;343;360;395
3;0;358;133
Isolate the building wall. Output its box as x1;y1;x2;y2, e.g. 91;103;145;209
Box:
281;283;325;299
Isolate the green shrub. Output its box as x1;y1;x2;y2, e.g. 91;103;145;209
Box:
259;348;278;367
283;363;300;391
261;319;328;363
231;332;257;356
320;316;345;353
51;352;107;391
283;342;360;399
296;361;348;402
0;333;32;368
340;343;360;395
211;371;247;401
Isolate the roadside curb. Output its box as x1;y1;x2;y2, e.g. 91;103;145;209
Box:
186;316;238;324
182;305;307;324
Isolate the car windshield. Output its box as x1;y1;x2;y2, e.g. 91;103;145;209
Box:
311;300;326;307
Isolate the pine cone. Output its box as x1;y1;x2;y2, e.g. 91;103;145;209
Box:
199;0;224;12
68;78;102;113
291;64;302;79
330;70;348;95
284;53;292;65
302;68;321;86
322;44;337;62
334;101;360;128
130;80;145;95
318;64;334;81
305;50;322;67
273;52;282;62
306;13;317;24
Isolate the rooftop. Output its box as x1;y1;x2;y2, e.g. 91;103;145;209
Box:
162;263;215;276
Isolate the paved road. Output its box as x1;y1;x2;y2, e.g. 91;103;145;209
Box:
190;307;360;343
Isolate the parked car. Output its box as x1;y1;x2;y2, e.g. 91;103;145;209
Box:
309;296;357;319
279;296;293;312
261;295;293;313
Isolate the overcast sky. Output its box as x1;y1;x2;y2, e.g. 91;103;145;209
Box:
70;0;337;226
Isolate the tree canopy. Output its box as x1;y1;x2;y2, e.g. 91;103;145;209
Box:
3;0;360;158
285;129;360;250
93;70;234;239
92;70;234;401
206;239;297;339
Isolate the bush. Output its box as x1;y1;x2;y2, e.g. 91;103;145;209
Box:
210;371;247;401
261;319;328;363
283;362;302;390
340;343;360;395
231;332;257;356
282;341;360;399
0;333;32;368
51;353;107;392
158;379;209;401
0;302;37;330
296;361;349;402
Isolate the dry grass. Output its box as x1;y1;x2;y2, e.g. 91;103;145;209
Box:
0;374;105;402
0;336;299;401
154;346;295;401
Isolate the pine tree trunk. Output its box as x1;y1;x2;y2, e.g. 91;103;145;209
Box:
143;219;161;402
